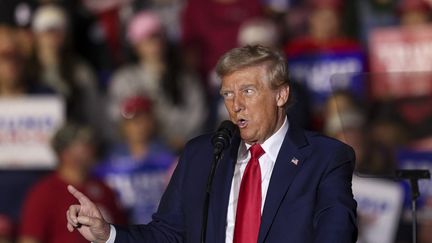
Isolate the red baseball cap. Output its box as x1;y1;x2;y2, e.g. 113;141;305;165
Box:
121;96;153;119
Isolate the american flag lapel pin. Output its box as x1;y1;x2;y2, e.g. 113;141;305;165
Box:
291;157;299;165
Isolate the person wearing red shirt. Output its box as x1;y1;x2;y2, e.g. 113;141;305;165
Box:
284;0;361;57
18;124;126;243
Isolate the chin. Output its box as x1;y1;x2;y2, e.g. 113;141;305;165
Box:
239;133;256;144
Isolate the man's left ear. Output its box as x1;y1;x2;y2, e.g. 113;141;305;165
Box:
276;85;290;107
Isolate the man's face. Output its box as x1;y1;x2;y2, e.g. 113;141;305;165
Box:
36;29;66;51
63;140;95;170
220;65;289;144
122;113;154;144
0;26;20;83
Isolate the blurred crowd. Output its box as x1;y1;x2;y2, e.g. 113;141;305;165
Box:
1;0;432;242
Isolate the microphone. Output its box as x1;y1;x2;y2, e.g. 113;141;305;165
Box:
202;120;237;243
211;120;237;155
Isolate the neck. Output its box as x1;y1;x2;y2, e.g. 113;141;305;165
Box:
311;31;338;43
58;163;87;186
141;55;164;68
249;112;286;145
128;141;149;159
38;47;59;67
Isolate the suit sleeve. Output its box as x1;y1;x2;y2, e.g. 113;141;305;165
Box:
114;145;190;243
313;144;358;243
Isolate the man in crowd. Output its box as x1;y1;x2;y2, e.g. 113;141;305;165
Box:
19;123;125;243
66;45;357;243
93;95;176;224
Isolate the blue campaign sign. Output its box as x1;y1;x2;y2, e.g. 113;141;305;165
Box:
396;148;432;208
287;51;367;111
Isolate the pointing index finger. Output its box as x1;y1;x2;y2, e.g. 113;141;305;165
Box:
67;185;91;205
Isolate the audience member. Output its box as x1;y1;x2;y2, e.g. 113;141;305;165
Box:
27;4;105;133
0;24;25;96
108;11;206;151
283;0;364;130
323;90;367;168
0;20;52;96
128;0;184;43
323;90;362;120
360;101;408;175
285;0;361;57
237;17;280;48
355;0;399;45
11;1;37;61
367;101;409;150
398;0;431;26
18;123;125;243
93;95;176;224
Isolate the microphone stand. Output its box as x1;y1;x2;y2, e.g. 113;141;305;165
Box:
394;170;430;243
201;149;223;243
200;120;236;243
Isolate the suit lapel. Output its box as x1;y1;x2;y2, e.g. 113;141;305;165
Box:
258;124;309;243
208;134;240;243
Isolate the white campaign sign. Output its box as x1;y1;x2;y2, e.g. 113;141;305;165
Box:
353;175;403;243
0;96;65;169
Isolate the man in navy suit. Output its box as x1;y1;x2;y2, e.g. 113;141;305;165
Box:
66;45;357;243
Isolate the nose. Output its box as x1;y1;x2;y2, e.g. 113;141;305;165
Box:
232;94;244;113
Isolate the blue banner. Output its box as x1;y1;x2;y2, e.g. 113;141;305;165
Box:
287;51;367;111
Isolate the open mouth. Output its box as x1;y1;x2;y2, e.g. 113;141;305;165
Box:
237;119;248;128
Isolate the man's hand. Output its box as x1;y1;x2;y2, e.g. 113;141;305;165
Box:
66;185;111;243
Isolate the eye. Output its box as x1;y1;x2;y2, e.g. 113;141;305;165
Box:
221;91;234;99
243;88;255;95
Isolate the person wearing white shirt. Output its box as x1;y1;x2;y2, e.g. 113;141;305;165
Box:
66;44;357;243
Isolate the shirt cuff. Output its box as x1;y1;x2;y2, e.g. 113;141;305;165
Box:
105;225;116;243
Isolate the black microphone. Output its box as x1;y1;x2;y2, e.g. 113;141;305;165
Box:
211;120;237;155
202;120;237;243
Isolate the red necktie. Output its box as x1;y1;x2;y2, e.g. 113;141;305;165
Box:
233;143;265;243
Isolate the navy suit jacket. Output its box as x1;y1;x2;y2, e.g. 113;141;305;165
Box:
115;123;357;243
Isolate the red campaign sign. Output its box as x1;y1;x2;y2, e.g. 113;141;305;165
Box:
369;25;432;99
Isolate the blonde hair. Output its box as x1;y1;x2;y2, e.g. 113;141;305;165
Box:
215;45;290;90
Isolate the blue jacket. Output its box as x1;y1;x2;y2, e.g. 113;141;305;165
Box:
114;123;358;243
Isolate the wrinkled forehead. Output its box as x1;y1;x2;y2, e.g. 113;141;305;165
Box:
220;64;270;87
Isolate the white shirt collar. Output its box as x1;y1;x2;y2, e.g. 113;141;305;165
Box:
238;117;289;162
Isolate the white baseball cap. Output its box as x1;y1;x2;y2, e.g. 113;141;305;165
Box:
32;5;67;32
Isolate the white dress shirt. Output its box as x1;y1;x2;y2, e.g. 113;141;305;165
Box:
225;118;288;243
106;118;289;243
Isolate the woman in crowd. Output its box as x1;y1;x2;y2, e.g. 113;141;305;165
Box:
108;11;206;152
26;4;105;137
